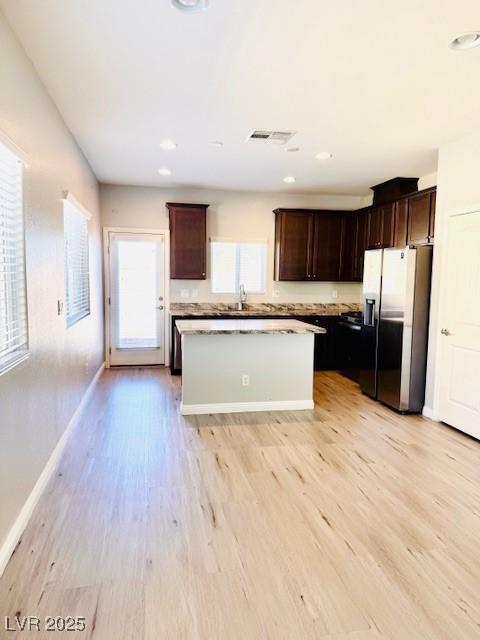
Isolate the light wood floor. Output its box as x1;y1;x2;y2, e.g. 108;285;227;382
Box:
1;369;480;639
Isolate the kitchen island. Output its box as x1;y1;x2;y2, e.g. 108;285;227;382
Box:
176;318;325;415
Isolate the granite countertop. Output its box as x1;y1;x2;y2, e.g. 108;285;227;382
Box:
175;318;327;336
170;302;361;318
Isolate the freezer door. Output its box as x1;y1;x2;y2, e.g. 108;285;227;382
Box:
377;247;416;411
359;250;383;398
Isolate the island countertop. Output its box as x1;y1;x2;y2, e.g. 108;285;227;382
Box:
175;318;327;335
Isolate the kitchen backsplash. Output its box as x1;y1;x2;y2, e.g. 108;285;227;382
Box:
170;280;362;304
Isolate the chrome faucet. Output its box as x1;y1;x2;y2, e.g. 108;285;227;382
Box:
237;283;247;311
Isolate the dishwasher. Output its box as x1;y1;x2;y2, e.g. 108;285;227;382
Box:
337;311;362;382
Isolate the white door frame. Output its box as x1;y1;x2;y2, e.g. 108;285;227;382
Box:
103;227;170;368
432;202;480;422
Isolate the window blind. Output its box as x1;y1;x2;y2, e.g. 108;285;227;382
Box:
64;199;90;326
0;142;28;372
211;241;266;294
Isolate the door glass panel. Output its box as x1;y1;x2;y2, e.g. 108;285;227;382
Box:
117;240;158;349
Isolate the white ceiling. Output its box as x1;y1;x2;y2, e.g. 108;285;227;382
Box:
2;0;480;194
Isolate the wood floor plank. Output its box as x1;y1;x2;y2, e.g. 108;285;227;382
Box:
0;368;479;639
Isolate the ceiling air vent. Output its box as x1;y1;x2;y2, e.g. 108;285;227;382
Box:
246;130;296;145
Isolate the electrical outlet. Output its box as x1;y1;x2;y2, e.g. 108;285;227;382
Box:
241;374;250;387
273;289;280;298
191;289;198;298
332;289;338;299
180;289;190;298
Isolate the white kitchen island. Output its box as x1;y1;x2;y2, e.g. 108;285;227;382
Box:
176;318;325;416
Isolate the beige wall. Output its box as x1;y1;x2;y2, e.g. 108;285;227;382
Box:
424;133;479;414
0;13;103;549
101;184;365;304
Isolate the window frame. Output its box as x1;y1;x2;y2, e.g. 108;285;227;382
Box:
0;140;29;376
210;238;268;295
63;192;91;328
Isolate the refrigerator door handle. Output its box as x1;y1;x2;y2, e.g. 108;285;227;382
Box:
364;298;376;326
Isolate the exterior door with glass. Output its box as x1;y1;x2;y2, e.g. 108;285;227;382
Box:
108;232;165;366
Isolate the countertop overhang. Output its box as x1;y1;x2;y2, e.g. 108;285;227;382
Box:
175;319;327;335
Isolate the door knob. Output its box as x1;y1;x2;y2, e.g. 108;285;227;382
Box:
441;328;451;336
156;305;164;310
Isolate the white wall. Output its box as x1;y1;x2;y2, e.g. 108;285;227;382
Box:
101;184;366;304
0;12;103;549
425;133;480;414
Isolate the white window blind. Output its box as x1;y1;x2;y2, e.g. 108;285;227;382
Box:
64;197;90;326
211;241;267;294
0;142;28;373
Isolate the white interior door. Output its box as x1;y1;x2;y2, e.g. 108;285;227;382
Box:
439;211;480;439
109;232;165;366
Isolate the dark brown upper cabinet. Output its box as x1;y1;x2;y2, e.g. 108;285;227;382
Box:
167;202;208;279
340;214;358;282
354;211;368;280
367;203;394;249
274;209;346;282
393;199;409;247
312;213;344;281
407;190;435;245
429;191;436;241
366;206;382;249
381;202;395;248
371;177;419;205
274;209;314;280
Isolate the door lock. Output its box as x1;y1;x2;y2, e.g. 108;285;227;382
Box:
441;328;451;336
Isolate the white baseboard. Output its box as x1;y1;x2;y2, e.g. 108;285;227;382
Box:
0;362;105;578
181;399;314;416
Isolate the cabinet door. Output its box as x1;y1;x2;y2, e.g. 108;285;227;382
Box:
168;204;208;279
354;212;368;280
340;214;358;281
301;316;335;370
407;192;432;245
381;202;395;248
275;211;313;280
393;199;408;247
367;207;382;249
429;191;436;242
312;213;343;281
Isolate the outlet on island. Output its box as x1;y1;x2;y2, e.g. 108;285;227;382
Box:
241;374;250;387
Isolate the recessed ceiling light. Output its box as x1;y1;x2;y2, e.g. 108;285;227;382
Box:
283;176;296;184
316;151;333;161
450;32;480;50
158;167;172;176
210;141;223;148
286;147;300;153
159;139;177;151
171;0;208;12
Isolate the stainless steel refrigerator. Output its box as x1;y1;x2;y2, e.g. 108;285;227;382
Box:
359;245;432;413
